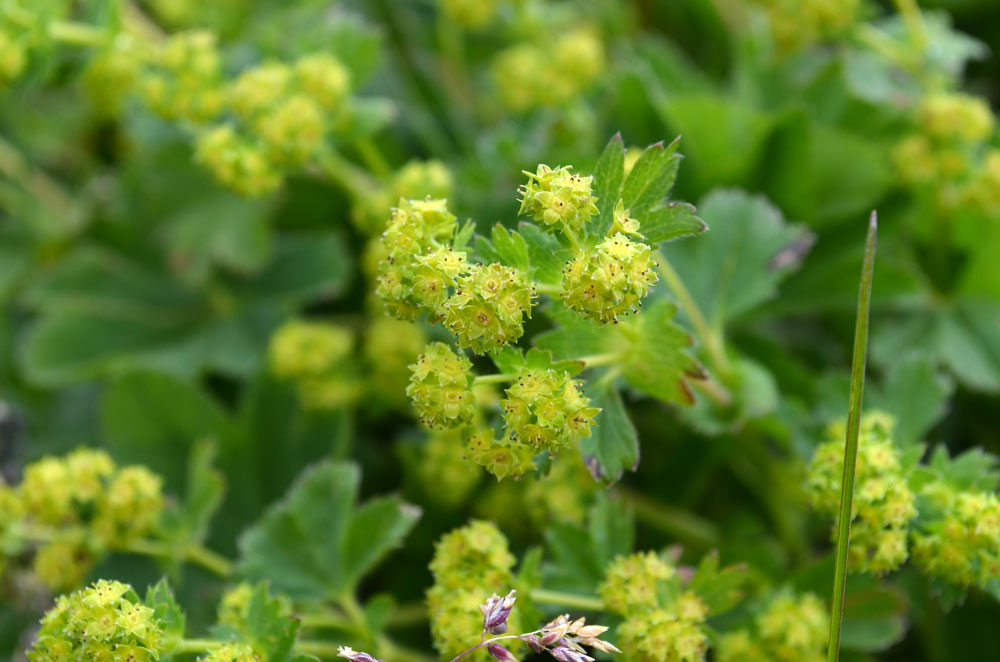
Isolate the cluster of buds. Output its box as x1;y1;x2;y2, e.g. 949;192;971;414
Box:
139;30;225;123
501;367;599;453
348;587;617;662
752;0;861;53
716;591;828;662
439;0;504;31
443;263;536;353
353;160;455;235
200;643;259;662
518;165;599;235
599;552;675;615
375;198;462;320
27;580;166;662
0;0;76;90
463;427;537;481
562;202;659;324
599;552;709;662
364;316;429;412
195;51;352;196
893;92;999;217
407;342;477;429
268;319;361;411
3;449;164;591
806;411;916;574
427;521;519;661
492;28;605;113
912;481;1000;589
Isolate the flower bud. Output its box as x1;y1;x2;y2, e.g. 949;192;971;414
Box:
443;263;535;353
488;644;518;662
501;368;599;454
518;165;599;235
195;125;283;196
481;590;517;633
407;342;477;429
295;53;351;111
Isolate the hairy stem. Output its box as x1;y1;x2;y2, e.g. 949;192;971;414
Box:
48;20;111;47
827;212;877;662
530;588;604;612
653;250;734;383
354;137;393;179
316;149;380;201
472;353;623;386
534;282;562;296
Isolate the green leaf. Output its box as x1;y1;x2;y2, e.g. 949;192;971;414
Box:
519;223;570;285
535;304;618;358
588;133;625;239
102;371;233;490
237;461;421;602
165;194;274;285
840;576;907;653
544;495;633;589
145;579;185;649
641;202;706;244
621;300;703;405
242;582;309;662
490;224;530;272
160;440;225;549
870;356;953;447
687;552;746;616
658;189;813;324
872;300;1000;394
581;382;639;483
620;137;681;218
927;445;999;492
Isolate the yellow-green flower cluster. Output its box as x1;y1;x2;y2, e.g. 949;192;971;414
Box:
492;28;605;112
9;449;164;591
523;451;596;525
753;0;861;53
463;426;537;481
195;52;352;196
0;0;73;89
617;591;709;662
599;552;676;615
562;203;658;324
139;30;225;123
443;263;536;353
353;160;455;235
200;643;259;662
894;92;998;215
427;521;521;662
518;164;599;235
375;198;462;320
268;319;361;411
912;481;1000;589
407;342;477;429
501;367;599;452
439;0;503;31
806;411;916;574
28;580;166;662
716;592;828;662
600;551;708;662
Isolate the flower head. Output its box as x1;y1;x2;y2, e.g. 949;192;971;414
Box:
518;165;599;235
407;342;477;429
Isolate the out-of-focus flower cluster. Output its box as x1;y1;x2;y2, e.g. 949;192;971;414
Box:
427;521;521;662
894;92;1000;217
0;449;164;591
599;553;710;662
806;411;917;574
715;591;829;662
750;0;862;54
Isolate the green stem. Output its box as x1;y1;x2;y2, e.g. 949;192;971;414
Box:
827;212;878;662
892;0;927;52
534;282;562;296
653;250;734;382
354;137;393;179
316;149;379;201
173;639;224;655
121;539;233;578
617;486;721;550
472;353;623;386
0;135;81;233
48;21;111;47
530;588;604;612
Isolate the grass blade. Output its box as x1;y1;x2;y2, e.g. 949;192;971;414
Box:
827;211;878;662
